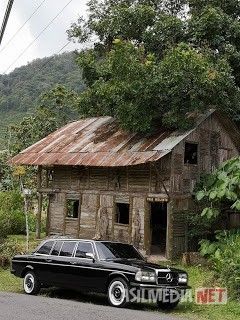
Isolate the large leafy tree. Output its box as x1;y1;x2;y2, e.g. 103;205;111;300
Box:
67;0;240;131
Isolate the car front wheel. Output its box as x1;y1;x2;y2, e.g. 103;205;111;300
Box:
23;271;40;295
107;278;130;308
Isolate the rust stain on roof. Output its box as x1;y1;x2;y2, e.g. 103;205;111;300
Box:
9;110;237;167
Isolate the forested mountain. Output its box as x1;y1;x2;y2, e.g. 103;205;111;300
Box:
0;51;85;147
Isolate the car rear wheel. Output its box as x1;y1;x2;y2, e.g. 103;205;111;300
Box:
23;271;40;295
107;278;130;308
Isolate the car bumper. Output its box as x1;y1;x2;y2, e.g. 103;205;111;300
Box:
130;282;191;293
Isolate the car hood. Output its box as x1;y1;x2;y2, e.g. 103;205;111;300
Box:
106;259;181;272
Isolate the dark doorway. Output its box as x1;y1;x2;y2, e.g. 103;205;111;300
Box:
150;202;167;254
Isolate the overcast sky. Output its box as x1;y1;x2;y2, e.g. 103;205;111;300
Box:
0;0;88;74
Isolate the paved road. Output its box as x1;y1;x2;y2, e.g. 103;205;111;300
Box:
0;292;190;320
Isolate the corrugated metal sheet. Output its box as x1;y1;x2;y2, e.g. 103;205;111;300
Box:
9;109;237;167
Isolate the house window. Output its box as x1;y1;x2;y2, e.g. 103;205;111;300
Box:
115;203;129;225
184;143;198;164
67;199;79;218
47;169;54;187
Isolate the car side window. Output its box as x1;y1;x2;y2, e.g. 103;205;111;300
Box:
59;241;77;257
51;241;63;256
75;241;93;258
36;241;55;255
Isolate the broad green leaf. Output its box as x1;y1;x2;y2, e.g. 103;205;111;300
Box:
201;207;209;217
231;200;240;211
218;188;225;198
196;191;205;201
208;243;217;254
210;190;218;200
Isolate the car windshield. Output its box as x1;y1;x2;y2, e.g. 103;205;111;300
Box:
95;242;144;261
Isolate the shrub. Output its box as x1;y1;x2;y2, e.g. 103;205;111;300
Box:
28;213;46;233
0;238;19;267
0;190;25;236
199;230;240;299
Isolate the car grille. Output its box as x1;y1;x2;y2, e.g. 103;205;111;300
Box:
157;271;179;285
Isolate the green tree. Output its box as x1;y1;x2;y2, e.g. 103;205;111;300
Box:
76;40;239;132
7;84;79;155
0;52;85;148
1;84;79;191
67;0;240;131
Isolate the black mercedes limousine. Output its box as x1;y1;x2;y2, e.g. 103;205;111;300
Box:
11;239;190;309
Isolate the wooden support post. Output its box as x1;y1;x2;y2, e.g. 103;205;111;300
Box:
77;193;82;238
46;195;51;236
128;195;133;244
112;196;116;240
63;193;67;236
166;200;173;260
144;199;151;255
36;192;43;239
37;165;42;191
36;166;43;239
95;194;101;235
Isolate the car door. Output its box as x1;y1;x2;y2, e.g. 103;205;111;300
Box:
32;240;55;283
49;241;78;287
67;241;106;291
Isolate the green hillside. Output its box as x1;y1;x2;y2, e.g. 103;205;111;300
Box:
0;52;85;148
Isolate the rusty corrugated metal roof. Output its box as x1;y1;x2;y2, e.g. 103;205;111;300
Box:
8;109;239;167
9;116;173;166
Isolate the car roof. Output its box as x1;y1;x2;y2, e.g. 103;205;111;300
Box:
41;238;131;245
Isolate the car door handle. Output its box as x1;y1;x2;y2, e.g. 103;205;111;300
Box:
70;261;77;265
46;259;52;262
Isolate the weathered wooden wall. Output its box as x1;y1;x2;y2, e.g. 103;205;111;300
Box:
42;113;239;258
169;113;239;257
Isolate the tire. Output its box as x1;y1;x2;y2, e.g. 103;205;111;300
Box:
157;299;179;310
107;277;130;308
23;271;41;295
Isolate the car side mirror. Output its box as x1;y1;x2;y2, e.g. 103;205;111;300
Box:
86;253;95;261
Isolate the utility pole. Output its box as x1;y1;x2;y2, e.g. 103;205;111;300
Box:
0;0;14;45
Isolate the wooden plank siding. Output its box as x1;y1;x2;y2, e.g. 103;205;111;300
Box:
41;112;239;258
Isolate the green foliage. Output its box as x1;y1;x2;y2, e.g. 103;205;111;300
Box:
67;0;240;132
199;230;240;299
196;157;240;219
28;214;46;233
7;84;79;155
143;14;184;59
0;52;85;148
0;238;19;264
77;40;239;131
187;209;216;240
0;190;25;237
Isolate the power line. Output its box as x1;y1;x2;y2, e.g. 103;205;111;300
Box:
41;41;71;69
0;0;15;45
0;0;47;54
2;0;73;74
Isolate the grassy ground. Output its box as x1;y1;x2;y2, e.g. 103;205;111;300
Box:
0;234;239;320
7;233;43;253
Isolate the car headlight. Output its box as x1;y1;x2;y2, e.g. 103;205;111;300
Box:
178;273;188;284
135;270;156;283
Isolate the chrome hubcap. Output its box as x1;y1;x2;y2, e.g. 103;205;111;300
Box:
24;274;34;293
109;281;125;306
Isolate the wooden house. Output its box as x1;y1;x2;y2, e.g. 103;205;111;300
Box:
8;109;240;259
